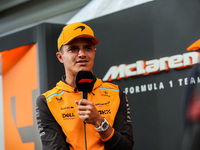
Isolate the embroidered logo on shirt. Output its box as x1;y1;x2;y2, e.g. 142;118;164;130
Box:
62;113;75;120
56;97;63;102
60;106;74;110
95;101;110;107
98;109;111;115
101;91;110;97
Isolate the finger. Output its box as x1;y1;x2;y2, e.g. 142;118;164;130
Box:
78;110;91;115
75;99;88;105
78;105;87;111
79;99;92;105
75;100;79;105
78;105;93;111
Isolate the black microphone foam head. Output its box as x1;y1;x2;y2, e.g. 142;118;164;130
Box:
76;71;95;92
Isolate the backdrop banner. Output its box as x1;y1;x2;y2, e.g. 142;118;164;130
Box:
86;0;200;150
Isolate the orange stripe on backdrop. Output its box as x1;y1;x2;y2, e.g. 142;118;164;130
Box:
1;44;37;150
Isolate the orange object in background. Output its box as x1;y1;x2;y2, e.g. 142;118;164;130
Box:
0;44;38;150
187;39;200;51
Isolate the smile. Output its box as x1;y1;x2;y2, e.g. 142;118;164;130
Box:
77;60;88;65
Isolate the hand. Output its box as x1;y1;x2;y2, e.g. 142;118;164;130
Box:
75;99;104;127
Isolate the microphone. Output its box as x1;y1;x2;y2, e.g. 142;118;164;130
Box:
75;71;95;150
76;71;95;99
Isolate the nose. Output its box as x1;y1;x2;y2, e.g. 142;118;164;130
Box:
78;49;86;58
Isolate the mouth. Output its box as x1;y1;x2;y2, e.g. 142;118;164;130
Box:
76;60;88;65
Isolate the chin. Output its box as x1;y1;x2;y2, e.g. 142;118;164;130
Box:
78;68;92;72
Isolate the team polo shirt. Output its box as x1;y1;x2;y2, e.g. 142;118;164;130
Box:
36;77;134;150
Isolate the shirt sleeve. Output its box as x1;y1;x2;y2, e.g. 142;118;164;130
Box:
36;95;70;150
104;89;134;150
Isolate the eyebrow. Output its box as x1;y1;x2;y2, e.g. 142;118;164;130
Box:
68;44;93;48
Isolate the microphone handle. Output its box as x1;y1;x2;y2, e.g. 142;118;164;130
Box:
82;91;87;150
82;91;87;99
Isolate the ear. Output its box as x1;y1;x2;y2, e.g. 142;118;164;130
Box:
56;52;64;63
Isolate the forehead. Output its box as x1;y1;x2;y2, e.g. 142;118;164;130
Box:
67;38;94;46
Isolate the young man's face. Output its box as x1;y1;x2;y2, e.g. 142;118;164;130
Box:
57;38;96;77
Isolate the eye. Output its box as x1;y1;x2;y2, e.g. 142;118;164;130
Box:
68;46;79;52
85;46;92;51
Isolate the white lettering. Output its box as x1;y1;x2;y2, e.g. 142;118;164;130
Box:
146;59;160;73
148;84;153;91
183;52;199;66
141;85;147;92
125;63;137;77
130;87;134;94
198;77;200;83
103;64;126;81
159;57;169;71
178;76;200;86
125;87;129;95
169;80;173;88
184;78;188;85
168;55;183;68
178;78;183;86
102;52;200;82
136;61;146;75
135;86;140;93
159;82;164;89
190;77;196;84
125;82;165;94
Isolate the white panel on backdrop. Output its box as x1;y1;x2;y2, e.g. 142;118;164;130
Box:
0;56;5;150
67;0;154;24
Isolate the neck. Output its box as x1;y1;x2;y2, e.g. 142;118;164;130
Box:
65;74;76;88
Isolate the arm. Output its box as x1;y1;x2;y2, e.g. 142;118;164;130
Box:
104;89;134;150
36;95;70;150
76;89;134;150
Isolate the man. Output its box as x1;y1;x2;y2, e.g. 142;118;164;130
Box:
36;22;134;150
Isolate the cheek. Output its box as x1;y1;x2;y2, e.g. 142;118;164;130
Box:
63;55;76;66
90;54;96;62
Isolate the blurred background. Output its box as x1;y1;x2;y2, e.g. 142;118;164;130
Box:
0;0;200;150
